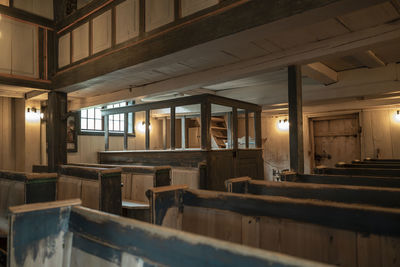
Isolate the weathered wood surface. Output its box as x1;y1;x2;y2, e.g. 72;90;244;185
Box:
99;149;264;191
281;171;400;187
148;186;400;266
7;200;328;267
314;166;400;177
226;177;400;208
57;165;121;215
337;162;400;169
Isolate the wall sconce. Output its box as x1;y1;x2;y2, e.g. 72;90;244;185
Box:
26;107;41;122
277;118;289;131
137;121;151;133
395;110;400;123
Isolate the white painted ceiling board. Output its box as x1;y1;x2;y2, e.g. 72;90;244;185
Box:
338;2;400;31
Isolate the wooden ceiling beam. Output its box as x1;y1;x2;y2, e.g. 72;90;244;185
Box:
353;50;386;68
302;62;338;85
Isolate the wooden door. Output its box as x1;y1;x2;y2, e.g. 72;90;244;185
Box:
311;114;360;168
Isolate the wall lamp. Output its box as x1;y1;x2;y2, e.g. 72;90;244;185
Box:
277;118;289;131
138;121;151;133
26;107;43;122
395;110;400;123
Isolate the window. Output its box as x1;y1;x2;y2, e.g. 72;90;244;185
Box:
81;107;102;131
107;102;126;132
80;101;134;135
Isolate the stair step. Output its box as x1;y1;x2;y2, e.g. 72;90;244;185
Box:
211;117;225;122
211;126;227;130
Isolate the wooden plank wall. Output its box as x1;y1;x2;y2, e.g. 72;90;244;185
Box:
263;107;400;180
0;97;14;171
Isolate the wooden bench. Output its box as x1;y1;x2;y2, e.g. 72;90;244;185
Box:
0;170;57;267
281;171;400;187
362;158;400;164
225;177;400;208
57;165;122;215
314;166;400;177
6;200;327;267
336;162;400;169
148;185;400;267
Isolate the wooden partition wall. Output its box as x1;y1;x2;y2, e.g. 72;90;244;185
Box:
99;94;264;191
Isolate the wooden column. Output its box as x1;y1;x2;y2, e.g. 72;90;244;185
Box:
288;65;304;173
181;116;186;149
104;115;109;151
145;109;150;150
47;91;67;172
232;107;238;150
170;107;176;150
162;117;167;149
255;111;262;148
123;113;128;150
201;101;211;150
245;110;249;149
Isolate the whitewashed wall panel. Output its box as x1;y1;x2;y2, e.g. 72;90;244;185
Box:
116;0;140;44
11;20;38;78
13;0;53;20
145;0;174;32
72;22;89;62
0;17;12;74
58;33;71;68
92;10;112;54
181;0;218;17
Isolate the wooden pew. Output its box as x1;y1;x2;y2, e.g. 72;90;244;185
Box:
0;170;57;267
314;166;400;178
148;185;400;267
7;200;327;267
362;158;400;164
336;162;400;169
57;165;121;215
225;177;400;208
281;171;400;187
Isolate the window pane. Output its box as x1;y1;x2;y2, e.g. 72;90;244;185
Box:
120;113;124;121
88;108;94;118
120;121;124;131
95;119;102;130
107;104;113;109
81;109;87;118
88;118;94;130
95;108;101;119
109;117;113;131
120;102;126;107
128;113;133;133
114;120;119;131
81;118;87;129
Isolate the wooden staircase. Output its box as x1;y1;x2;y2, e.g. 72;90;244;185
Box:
211;116;228;148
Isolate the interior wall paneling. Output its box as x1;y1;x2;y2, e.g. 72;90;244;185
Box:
145;0;174;32
13;0;54;20
115;0;140;44
92;9;112;54
180;0;218;17
58;33;71;68
0;17;12;74
72;22;89;63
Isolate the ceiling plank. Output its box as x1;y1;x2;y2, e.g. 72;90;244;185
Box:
353;50;386;68
302;62;338;85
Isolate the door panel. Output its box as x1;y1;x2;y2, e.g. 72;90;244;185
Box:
312;114;360;167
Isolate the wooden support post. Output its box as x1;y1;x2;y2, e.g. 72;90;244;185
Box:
170;107;176;150
163;117;167;149
245;110;249;149
181;116;186;149
123;113;128;150
145;109;150;150
288;65;304;173
201;101;211;150
227;112;232;149
232;107;238;150
47;91;67;172
104;115;109;151
255;111;262;148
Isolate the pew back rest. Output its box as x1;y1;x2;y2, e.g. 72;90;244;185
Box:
7;200;328;267
58;165;122;215
148;186;400;267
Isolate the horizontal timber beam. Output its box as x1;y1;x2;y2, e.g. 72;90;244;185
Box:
0;5;54;29
302;62;338;85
